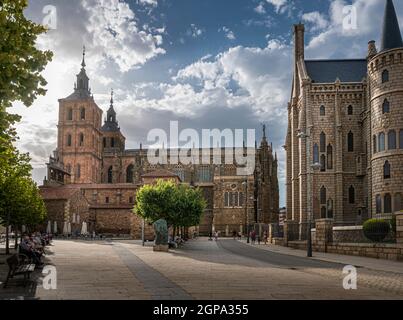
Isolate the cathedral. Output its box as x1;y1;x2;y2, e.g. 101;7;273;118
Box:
285;0;403;239
40;49;279;238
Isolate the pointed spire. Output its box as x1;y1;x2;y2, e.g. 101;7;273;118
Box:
381;0;403;52
81;45;86;68
110;88;114;107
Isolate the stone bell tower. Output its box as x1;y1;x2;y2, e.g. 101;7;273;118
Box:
56;47;103;184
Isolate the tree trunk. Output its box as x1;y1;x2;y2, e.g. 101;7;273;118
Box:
5;218;10;255
14;226;18;249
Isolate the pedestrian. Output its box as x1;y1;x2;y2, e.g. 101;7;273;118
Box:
251;230;256;244
238;231;242;240
232;230;237;240
214;231;218;241
208;232;213;241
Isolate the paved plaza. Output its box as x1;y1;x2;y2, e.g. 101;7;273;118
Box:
0;239;403;300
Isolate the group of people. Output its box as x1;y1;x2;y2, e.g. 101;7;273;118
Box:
19;233;52;266
232;230;269;245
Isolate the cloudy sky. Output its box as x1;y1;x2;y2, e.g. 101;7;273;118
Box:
13;0;403;206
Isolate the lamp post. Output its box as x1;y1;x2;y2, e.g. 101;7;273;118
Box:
297;130;321;258
242;179;250;243
142;218;145;246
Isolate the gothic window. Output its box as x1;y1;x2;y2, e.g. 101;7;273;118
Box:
400;130;403;149
105;197;110;204
320;154;326;172
394;193;402;212
376;195;382;214
103;138;107;148
107;166;113;184
313;144;319;164
378;132;385;152
76;164;81;179
384;161;391;179
320;186;327;205
67;134;72;147
382;69;389;83
384;194;392;213
67;108;73;121
320;105;325;116
327;199;334;218
347;131;354;152
126;164;134;183
80;107;86;120
347;105;353;115
320;132;326;152
198;166;212;182
111;138;115;148
79;133;84;147
388;130;396;150
327;145;333;170
238;192;244;207
224;192;229;207
373;135;377;153
349;186;355;204
382;99;390;114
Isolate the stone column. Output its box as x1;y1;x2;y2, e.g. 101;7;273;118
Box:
315;219;333;252
284;220;298;247
396;212;403;246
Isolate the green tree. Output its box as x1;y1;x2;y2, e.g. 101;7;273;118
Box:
0;0;52;253
133;180;206;241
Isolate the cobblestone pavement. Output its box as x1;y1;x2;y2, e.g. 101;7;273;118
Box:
0;239;402;300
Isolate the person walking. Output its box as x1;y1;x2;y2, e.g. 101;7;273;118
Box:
251;230;256;244
214;231;218;241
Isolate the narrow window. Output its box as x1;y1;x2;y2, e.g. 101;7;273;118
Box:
388;130;396;150
347;105;353;115
327;199;333;218
320;154;326;172
79;133;84;147
320;186;327;205
379;132;385;152
382;99;390;114
373;135;377;153
384;161;391;179
80;107;86;120
349;186;355;204
348;131;354;152
394;193;402;212
108;166;113;184
66;164;71;174
320;132;326;153
76;164;81;179
67;134;72;147
129;197;134;204
224;192;229;207
376;195;382;214
382;69;389;83
313;144;319;164
111;138;115;148
400;130;403;149
320;105;325;116
126;164;134;183
103;137;107;148
327;145;333;170
67;108;73;121
384;194;392;213
106;197;110;204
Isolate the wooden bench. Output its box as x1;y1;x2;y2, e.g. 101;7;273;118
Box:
3;254;36;288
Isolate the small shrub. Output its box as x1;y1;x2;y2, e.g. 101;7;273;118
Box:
390;216;396;234
363;219;390;242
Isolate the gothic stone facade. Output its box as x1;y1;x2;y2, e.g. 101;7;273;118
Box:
285;0;403;240
41;50;279;238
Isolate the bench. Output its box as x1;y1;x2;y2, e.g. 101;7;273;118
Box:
3;254;36;288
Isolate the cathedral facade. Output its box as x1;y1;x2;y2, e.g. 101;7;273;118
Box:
285;0;403;239
40;49;279;238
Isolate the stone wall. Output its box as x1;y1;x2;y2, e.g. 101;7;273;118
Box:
333;226;366;243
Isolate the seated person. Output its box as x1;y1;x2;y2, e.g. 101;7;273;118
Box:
20;236;43;266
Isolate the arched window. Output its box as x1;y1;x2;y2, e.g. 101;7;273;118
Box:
320;186;327;205
347;105;353;115
376;195;382;214
382;69;389;83
76;164;81;179
388;130;396;150
313;144;319;164
79;133;84;147
348;131;354;152
400;130;403;149
394;193;402;212
80;107;86;120
378;132;385;151
384;194;392;213
320;105;325;116
320;154;326;172
327;199;333;218
67;108;73;121
107;166;113;184
373;135;377;153
126;164;134;183
320;132;326;152
111;137;115;148
382;99;390;114
67;134;72;147
349;186;355;204
327;145;333;169
384;161;391;179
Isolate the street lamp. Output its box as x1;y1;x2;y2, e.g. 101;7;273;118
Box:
297;129;321;258
242;179;250;243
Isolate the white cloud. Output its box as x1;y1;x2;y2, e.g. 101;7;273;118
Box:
266;0;288;14
82;0;166;72
221;26;236;40
302;11;329;32
255;3;266;15
138;0;158;7
187;24;204;38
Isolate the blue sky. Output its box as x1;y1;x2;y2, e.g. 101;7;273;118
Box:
14;0;403;206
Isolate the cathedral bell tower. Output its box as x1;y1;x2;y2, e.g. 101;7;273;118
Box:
54;47;103;184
